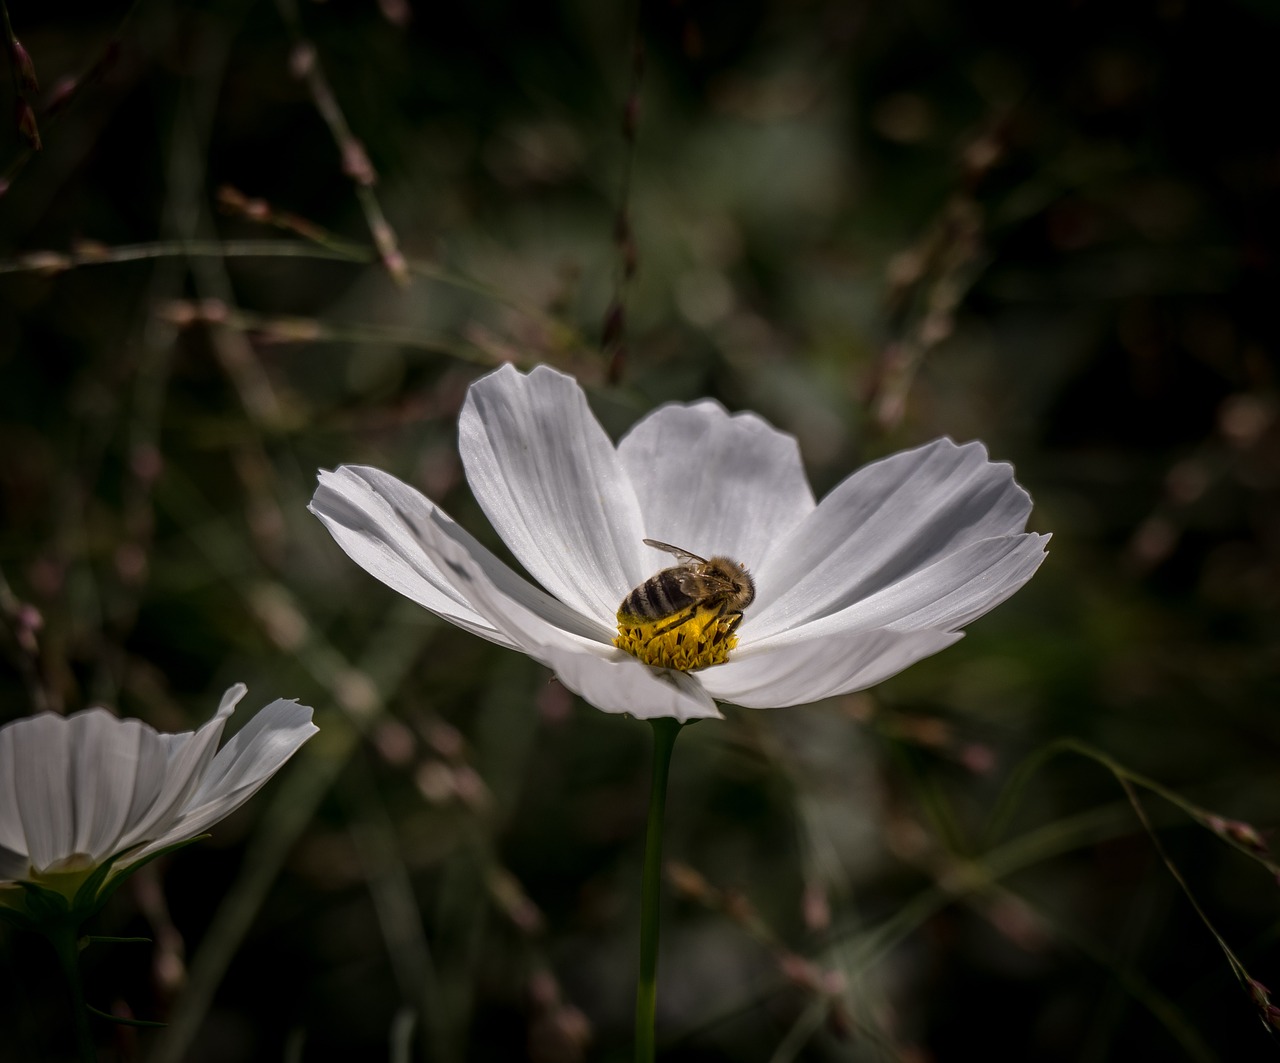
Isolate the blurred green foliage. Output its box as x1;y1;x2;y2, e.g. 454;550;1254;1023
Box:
1;0;1279;1060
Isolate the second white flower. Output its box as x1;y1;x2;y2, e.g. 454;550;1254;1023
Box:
310;364;1048;721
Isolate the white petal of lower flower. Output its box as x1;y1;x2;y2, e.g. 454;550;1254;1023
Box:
115;685;243;853
189;699;322;807
0;721;25;857
748;438;1034;640
11;713;75;873
699;628;964;708
617;400;816;567
70;711;149;863
749;534;1050;650
0;690;317;887
459;364;647;626
312;464;613;646
395;497;720;721
129;698;320;862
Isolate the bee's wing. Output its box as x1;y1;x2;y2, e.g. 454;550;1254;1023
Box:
671;569;729;598
673;567;739;596
642;538;708;565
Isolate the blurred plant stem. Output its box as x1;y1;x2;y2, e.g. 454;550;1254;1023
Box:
636;717;682;1063
47;920;96;1063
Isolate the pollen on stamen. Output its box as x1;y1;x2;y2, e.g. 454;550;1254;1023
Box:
614;606;741;671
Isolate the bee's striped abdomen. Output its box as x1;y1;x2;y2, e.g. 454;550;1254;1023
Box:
620;567;695;620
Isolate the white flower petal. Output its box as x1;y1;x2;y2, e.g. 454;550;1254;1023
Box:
866;533;1049;632
537;646;721;722
617;401;815;567
748;438;1034;640
751;534;1050;649
400;500;721;721
10;713;74;873
70;711;148;862
116;685;244;852
311;466;514;648
129;699;318;862
0;719;27;857
0;691;317;886
362;473;609;659
459;364;646;626
699;628;963;708
189;699;318;805
312;465;615;647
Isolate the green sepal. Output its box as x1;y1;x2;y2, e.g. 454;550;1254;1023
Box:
87;835;208;914
3;835;214;933
19;880;72;922
69;851;125;917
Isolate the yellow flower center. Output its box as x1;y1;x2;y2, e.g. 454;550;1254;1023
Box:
614;604;741;671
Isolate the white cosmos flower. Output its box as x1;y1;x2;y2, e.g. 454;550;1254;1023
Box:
310;364;1048;723
0;684;317;899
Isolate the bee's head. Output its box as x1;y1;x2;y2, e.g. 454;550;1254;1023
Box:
709;557;755;609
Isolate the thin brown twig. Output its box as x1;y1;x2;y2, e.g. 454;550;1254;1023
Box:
0;0;39;153
216;184;346;249
158;300;504;367
0;238;362;275
867;194;986;433
1;2;30;95
1117;775;1280;1037
0;0;142;191
274;0;408;285
1117;776;1252;986
863;113;1012;435
0;238;580;341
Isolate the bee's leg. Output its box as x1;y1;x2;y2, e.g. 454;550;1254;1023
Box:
649;607;697;637
723;611;744;637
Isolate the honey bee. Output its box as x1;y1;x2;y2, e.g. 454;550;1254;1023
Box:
618;539;756;637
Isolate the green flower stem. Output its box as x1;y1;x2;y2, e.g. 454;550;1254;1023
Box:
636;717;683;1063
48;921;96;1063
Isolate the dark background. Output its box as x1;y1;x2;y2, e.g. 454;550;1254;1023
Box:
1;0;1278;1060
